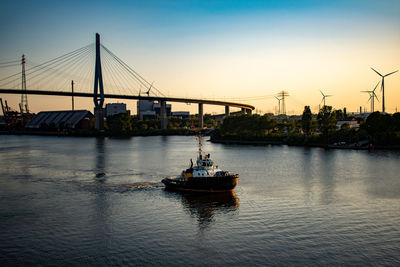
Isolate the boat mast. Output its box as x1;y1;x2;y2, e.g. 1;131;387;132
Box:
197;135;202;158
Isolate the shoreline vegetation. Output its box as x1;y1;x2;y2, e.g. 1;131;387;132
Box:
2;106;400;150
210;106;400;150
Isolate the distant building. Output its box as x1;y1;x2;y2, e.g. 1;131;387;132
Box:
171;111;190;119
26;110;93;129
141;110;157;119
289;115;301;120
137;100;172;119
137;100;155;120
336;119;360;129
105;103;129;117
153;103;171;116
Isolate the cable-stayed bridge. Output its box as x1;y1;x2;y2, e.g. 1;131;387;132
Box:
0;34;254;130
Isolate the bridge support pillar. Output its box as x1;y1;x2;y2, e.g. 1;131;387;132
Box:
160;100;167;129
225;105;230;117
94;107;104;132
93;33;105;132
198;103;204;129
246;109;252;114
241;108;246;114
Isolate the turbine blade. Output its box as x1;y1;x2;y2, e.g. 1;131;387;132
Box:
384;70;398;77
373;81;380;92
320;90;325;97
371;67;383;76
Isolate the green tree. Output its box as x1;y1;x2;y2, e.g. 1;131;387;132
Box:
364;112;393;136
392;112;400;131
301;106;312;135
317;106;337;143
334;109;344;120
106;113;132;135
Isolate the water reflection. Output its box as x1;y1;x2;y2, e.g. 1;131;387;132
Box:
299;148;315;204
178;191;239;232
91;138;112;254
318;149;337;204
94;138;106;180
364;151;400;199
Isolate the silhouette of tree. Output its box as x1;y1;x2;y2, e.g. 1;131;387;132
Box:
301;106;312;135
317;106;337;143
107;113;132;135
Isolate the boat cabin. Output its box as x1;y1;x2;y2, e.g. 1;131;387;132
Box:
197;154;214;168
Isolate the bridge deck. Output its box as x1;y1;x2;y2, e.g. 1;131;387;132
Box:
0;89;255;110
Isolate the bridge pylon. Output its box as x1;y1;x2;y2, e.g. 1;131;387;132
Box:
93;33;105;131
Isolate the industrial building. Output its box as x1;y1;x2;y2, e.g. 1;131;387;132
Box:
137;100;171;119
25;110;93;129
105;103;130;117
171;111;190;119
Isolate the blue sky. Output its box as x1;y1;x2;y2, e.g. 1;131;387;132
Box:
1;0;400;114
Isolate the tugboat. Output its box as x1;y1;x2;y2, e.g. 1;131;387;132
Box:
162;135;239;192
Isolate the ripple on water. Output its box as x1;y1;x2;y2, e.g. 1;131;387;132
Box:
1;136;400;265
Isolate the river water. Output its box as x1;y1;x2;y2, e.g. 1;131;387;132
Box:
0;135;400;266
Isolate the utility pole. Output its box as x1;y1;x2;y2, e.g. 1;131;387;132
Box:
71;80;74;111
277;91;289;115
21;54;28;113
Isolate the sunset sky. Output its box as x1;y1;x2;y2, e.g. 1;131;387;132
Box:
1;0;400;115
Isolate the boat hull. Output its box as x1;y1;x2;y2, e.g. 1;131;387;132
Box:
162;175;239;193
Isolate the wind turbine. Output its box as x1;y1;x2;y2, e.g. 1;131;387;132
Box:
320;90;332;107
371;68;398;113
275;97;281;115
361;81;379;112
145;81;154;96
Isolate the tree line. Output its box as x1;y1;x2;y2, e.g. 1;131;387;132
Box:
211;106;400;147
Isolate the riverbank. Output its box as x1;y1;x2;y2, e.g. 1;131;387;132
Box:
210;138;400;150
0;128;208;137
3;130;400;150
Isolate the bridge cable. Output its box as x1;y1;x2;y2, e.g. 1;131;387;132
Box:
100;45;151;94
101;50;123;95
101;48;139;96
103;49;139;95
0;63;20;68
101;44;166;97
2;46;92;89
28;47;91;90
43;47;93;92
0;59;20;65
0;45;92;86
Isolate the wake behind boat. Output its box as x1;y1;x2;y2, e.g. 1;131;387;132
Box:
162;136;239;192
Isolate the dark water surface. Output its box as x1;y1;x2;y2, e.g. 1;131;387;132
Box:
1;135;400;266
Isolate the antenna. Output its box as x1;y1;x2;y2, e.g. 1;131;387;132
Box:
320;90;332;107
196;134;203;159
371;67;398;113
277;91;289;115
